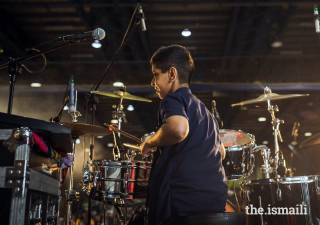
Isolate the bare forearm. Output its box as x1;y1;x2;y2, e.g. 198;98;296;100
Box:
146;125;186;147
146;116;189;148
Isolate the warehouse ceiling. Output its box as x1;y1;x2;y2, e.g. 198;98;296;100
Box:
1;0;320;176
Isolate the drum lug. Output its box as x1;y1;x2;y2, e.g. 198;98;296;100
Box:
276;188;282;201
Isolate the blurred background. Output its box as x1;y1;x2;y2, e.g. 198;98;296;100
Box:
1;0;320;224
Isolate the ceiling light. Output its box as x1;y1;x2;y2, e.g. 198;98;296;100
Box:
271;40;283;48
304;132;312;137
113;82;124;87
258;117;267;122
262;141;269;145
107;143;114;147
181;28;191;37
76;139;81;144
111;119;118;124
92;40;102;48
30;83;42;87
127;105;134;111
97;136;103;139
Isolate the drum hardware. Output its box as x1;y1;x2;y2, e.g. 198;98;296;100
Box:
111;128;121;161
258;196;264;225
231;87;309;178
29;200;42;224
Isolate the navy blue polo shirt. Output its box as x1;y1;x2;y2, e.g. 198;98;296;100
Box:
146;87;227;225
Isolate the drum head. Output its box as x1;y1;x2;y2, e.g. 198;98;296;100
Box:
220;129;253;147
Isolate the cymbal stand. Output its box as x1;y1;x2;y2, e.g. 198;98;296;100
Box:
112;87;128;159
253;145;273;178
287;122;299;177
66;136;80;225
265;87;284;178
66;89;81;224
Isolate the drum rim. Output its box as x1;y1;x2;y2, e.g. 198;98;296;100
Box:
279;175;316;183
245;178;276;185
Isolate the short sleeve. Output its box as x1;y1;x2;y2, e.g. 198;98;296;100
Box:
160;93;188;124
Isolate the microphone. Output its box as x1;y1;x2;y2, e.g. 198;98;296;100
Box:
58;28;106;42
212;100;223;129
68;76;75;114
138;5;147;31
315;5;320;33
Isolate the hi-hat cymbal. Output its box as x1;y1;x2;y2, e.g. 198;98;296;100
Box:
231;93;309;107
91;91;152;102
300;133;320;147
59;122;111;137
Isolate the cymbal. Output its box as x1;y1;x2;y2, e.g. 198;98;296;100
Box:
59;122;111;137
231;93;309;107
91;91;152;102
300;133;320;147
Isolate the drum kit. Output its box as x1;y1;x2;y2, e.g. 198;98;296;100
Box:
58;85;320;225
224;86;320;225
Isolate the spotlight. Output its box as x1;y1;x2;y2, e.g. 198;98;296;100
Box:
92;40;102;48
181;28;191;37
271;40;283;48
76;139;81;144
127;105;134;111
258;117;267;122
304;132;312;137
113;82;124;87
107;143;114;147
111;119;118;124
30;83;42;87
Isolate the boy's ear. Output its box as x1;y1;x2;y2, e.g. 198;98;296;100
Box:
168;67;178;83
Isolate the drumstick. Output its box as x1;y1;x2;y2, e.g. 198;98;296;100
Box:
104;123;142;143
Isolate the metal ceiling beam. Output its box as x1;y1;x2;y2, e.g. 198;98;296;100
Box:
0;1;319;8
257;5;297;77
220;2;241;76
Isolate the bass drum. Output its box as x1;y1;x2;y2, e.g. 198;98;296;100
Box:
241;179;287;225
220;129;255;180
278;175;320;225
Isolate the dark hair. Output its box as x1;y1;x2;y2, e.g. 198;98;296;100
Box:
150;44;195;84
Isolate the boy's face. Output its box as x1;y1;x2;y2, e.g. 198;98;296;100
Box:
151;64;171;99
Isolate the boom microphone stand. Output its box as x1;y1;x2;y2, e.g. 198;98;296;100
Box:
0;41;74;114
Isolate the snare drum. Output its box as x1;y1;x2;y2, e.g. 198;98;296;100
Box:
220;129;255;180
83;160;152;200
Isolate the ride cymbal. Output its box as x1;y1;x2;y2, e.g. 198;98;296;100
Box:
231;93;309;107
91;91;152;102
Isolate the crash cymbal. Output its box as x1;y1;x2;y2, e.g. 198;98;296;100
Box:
231;93;309;107
91;91;152;102
59;122;111;137
300;133;320;147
